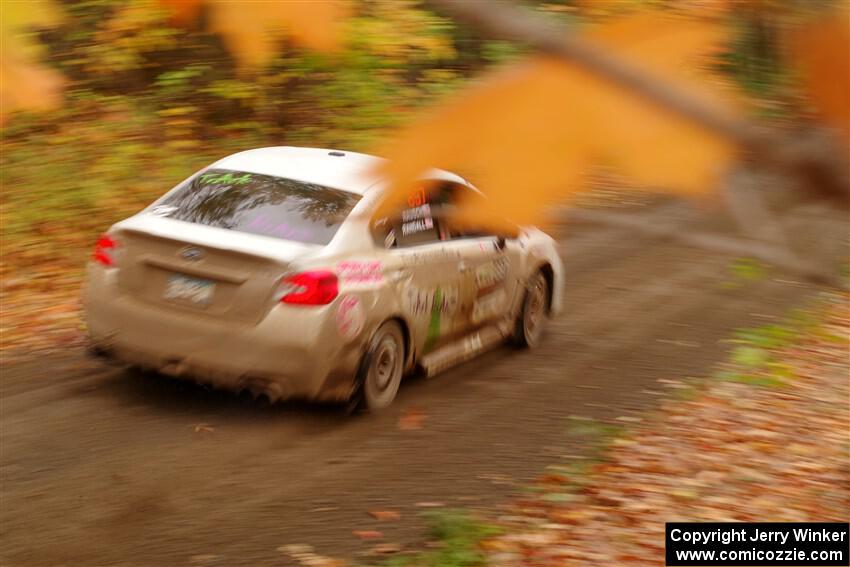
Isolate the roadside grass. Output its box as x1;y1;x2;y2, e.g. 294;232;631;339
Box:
1;109;256;274
713;295;842;389
364;510;503;567
363;417;631;564
0;109;270;355
719;257;769;289
514;417;626;503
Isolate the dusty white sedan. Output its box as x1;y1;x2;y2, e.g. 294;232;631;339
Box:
84;147;563;410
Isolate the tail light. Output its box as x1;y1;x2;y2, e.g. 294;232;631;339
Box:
93;235;118;267
280;271;338;305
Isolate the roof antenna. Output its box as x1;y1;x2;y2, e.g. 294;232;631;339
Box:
328;151;345;157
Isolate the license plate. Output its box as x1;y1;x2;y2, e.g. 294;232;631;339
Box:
164;274;214;306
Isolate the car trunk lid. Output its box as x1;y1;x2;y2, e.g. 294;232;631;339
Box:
114;216;313;325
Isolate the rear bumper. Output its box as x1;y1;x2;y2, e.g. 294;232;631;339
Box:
84;265;364;402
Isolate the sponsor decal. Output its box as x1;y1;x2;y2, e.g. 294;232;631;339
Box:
401;217;434;236
462;332;484;354
407;187;427;207
475;257;509;293
338;260;383;284
336;295;365;341
246;213;314;241
402;204;431;222
404;247;461;264
198;172;253;185
405;285;459;354
423;287;443;353
472;288;506;324
405;285;458;316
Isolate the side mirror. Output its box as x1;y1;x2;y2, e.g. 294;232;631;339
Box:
495;236;507;251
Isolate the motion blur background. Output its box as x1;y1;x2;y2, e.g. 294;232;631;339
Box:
2;2;846;347
1;1;848;565
3;0;498;351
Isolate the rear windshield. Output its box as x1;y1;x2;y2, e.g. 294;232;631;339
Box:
151;169;361;245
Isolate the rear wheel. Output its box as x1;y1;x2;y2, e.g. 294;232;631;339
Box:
514;270;548;349
355;321;405;411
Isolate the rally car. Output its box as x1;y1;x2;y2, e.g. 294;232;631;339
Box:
84;147;563;410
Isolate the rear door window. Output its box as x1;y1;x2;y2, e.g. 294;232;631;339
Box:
370;180;458;248
152;169;361;245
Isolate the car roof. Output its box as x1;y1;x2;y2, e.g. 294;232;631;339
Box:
210;146;469;194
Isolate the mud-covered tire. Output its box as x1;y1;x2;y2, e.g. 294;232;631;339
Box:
353;321;405;411
514;270;548;349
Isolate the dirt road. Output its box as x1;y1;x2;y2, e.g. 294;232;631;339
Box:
1;198;842;566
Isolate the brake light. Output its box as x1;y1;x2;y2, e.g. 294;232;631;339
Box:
93;235;118;266
280;271;338;305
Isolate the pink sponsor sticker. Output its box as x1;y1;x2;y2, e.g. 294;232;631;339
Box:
336;295;365;340
338;260;383;284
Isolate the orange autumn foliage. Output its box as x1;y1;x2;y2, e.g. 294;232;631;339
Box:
0;0;64;120
789;5;850;140
162;0;204;25
2;0;846;193
374;11;743;229
158;0;350;66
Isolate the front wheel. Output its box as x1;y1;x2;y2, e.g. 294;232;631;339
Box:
354;321;405;411
513;271;548;349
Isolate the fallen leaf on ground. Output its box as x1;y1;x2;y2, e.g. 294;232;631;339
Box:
414;501;445;508
369;510;401;521
477;293;849;566
398;407;426;430
277;544;313;554
369;543;402;554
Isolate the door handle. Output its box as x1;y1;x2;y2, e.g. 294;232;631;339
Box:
458;261;472;273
